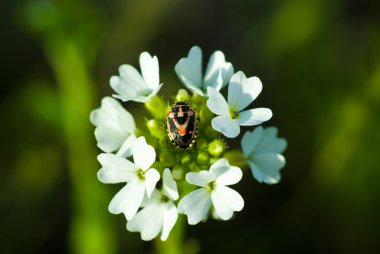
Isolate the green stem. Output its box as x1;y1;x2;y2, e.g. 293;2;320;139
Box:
46;37;116;254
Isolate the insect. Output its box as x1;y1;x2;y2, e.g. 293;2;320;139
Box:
166;101;198;149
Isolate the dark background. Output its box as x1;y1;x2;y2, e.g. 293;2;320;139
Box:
1;0;380;253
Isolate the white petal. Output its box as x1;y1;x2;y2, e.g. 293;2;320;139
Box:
116;134;137;158
211;116;240;138
90;97;121;126
139;52;159;89
186;170;214;187
241;127;265;157
228;72;263;111
140;189;161;208
97;153;138;183
90;97;133;152
248;153;286;184
211;166;243;186
203;50;234;89
254;127;287;154
177;74;205;96
133;137;156;171
144;168;160;198
206;87;229;116
108;179;145;219
211;185;244;220
178;188;211;225
110;65;151;102
127;203;165;241
237;108;272;126
94;126;127;153
175;46;203;93
163;168;179;201
140;83;164;103
161;201;178;241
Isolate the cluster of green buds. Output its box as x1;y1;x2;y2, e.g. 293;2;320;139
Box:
90;46;287;241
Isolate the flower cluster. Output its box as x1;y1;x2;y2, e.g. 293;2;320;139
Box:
90;46;287;241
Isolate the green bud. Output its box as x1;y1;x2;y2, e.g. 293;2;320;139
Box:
147;119;164;139
181;154;192;165
199;106;214;124
176;89;190;102
204;126;219;140
196;138;209;151
159;149;175;165
145;95;168;119
196;152;209;166
172;165;185;181
208;139;226;157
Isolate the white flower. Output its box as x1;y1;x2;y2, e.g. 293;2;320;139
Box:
90;97;136;157
206;71;273;138
110;52;163;103
178;158;244;225
127;168;179;241
97;137;160;220
241;126;287;184
175;46;234;96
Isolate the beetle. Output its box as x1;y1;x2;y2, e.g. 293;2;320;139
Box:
166;101;198;149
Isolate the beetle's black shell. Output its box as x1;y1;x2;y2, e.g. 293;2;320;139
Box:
166;102;197;149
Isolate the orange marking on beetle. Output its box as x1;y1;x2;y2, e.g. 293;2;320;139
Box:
177;128;186;135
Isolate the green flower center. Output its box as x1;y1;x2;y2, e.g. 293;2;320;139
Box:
229;107;239;119
137;169;145;180
161;195;169;203
207;181;217;191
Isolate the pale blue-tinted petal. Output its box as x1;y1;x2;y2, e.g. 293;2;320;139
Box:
254;127;287;154
133;137;156;171
211;115;240;138
139;52;159;89
206;87;229;116
97;153;138;183
144;168;160;198
161;201;178;241
241;127;265;157
178;188;211;225
116;134;137;158
175;46;203;92
211;185;244;220
163;168;179;201
204;50;234;89
248;153;286;184
186;170;214;187
228;72;263;111
237;108;272;126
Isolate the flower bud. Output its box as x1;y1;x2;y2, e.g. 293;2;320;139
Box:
196;152;209;166
181;154;192;165
147;119;164;139
175;89;190;102
208;139;226;157
145;95;168;119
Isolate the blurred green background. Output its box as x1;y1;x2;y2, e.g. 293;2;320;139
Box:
1;0;380;253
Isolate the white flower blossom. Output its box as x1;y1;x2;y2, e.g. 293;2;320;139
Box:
127;168;179;241
207;71;272;138
90;97;136;157
241;126;287;184
178;158;244;225
175;46;234;96
110;52;163;103
97;137;160;220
